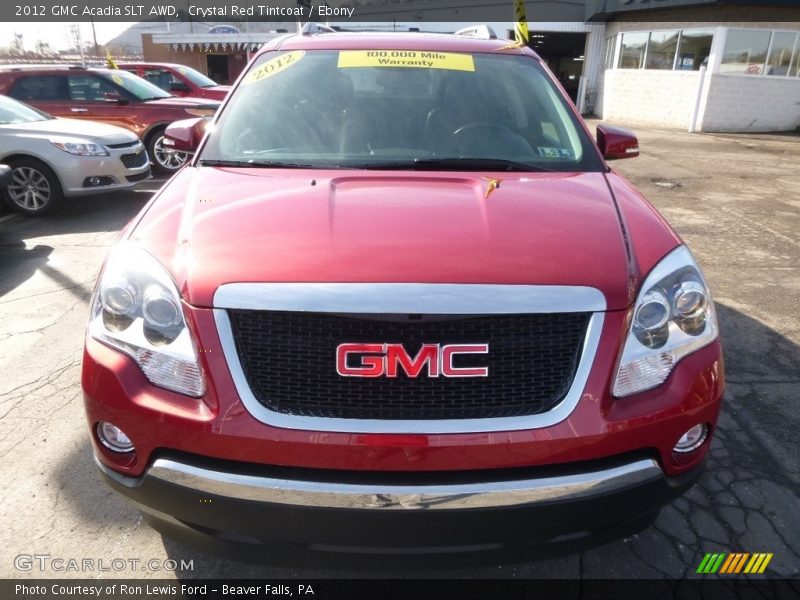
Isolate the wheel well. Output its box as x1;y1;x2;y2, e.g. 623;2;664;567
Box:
1;153;64;190
144;124;169;146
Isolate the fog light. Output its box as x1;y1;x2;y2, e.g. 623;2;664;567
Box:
97;422;134;453
674;423;707;453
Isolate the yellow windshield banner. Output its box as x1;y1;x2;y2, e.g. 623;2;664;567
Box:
242;50;305;85
338;50;475;72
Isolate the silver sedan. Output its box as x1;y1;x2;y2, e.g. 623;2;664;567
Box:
0;95;151;215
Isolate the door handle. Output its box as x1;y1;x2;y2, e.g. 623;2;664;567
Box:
70;108;88;113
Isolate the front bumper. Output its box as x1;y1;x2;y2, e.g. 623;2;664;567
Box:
97;451;702;559
57;144;151;196
83;296;723;555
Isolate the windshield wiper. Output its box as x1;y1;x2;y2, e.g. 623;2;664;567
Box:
198;159;315;169
357;157;554;172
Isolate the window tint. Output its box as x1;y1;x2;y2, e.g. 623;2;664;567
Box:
721;29;771;75
143;68;179;92
174;65;216;88
68;75;118;101
766;32;798;76
646;31;679;70
98;70;171;100
9;75;68;102
618;32;649;69
676;29;714;70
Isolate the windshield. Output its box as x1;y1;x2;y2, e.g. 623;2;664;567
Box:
0;94;51;124
200;49;602;172
101;69;171;100
175;65;218;88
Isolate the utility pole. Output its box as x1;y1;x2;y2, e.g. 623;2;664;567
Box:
90;17;100;58
71;24;85;66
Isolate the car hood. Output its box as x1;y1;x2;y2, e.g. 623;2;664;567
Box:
0;117;138;144
203;85;231;98
132;168;642;310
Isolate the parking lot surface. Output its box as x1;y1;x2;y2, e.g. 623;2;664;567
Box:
1;124;798;579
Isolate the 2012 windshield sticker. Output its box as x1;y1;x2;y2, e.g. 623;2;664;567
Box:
338;51;475;72
242;51;305;85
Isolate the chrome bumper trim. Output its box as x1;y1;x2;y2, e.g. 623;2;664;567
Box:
213;283;607;314
98;456;663;511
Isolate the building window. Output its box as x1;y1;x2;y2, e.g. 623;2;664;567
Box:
612;29;715;71
721;29;772;75
676;29;714;70
766;32;799;77
605;35;617;70
618;32;649;69
646;30;679;70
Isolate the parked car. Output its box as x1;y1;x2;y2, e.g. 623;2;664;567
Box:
83;30;724;559
0;94;150;215
118;62;231;101
0;65;219;174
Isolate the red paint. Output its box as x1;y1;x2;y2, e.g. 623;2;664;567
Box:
131;169;658;310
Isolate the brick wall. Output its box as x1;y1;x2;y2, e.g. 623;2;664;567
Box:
141;34;209;75
602;69;703;128
700;75;800;132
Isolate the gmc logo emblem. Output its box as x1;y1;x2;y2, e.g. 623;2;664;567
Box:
336;343;489;378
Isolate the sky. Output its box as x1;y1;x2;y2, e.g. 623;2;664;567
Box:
0;22;136;52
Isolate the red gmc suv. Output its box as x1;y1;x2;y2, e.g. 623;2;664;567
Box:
82;30;724;560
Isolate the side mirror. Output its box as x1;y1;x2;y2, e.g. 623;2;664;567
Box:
0;164;11;189
163;117;207;153
104;92;129;105
170;81;191;93
596;124;639;160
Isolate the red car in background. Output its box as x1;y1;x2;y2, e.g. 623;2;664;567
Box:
83;30;724;561
0;65;219;174
118;63;231;101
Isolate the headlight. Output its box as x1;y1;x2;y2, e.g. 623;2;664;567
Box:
613;245;719;397
50;138;109;156
89;242;205;397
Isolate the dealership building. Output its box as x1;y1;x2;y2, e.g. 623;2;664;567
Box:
141;0;800;132
588;0;800;132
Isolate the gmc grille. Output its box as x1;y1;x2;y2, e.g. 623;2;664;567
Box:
228;310;590;420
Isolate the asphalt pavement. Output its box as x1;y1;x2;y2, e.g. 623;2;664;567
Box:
0;125;798;579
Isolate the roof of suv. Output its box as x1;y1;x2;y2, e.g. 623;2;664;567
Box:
0;64;113;74
263;32;540;59
118;62;190;69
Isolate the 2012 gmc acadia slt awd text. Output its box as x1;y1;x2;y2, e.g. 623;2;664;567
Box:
81;30;724;559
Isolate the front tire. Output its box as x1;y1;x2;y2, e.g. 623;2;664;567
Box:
3;158;63;216
147;129;188;175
